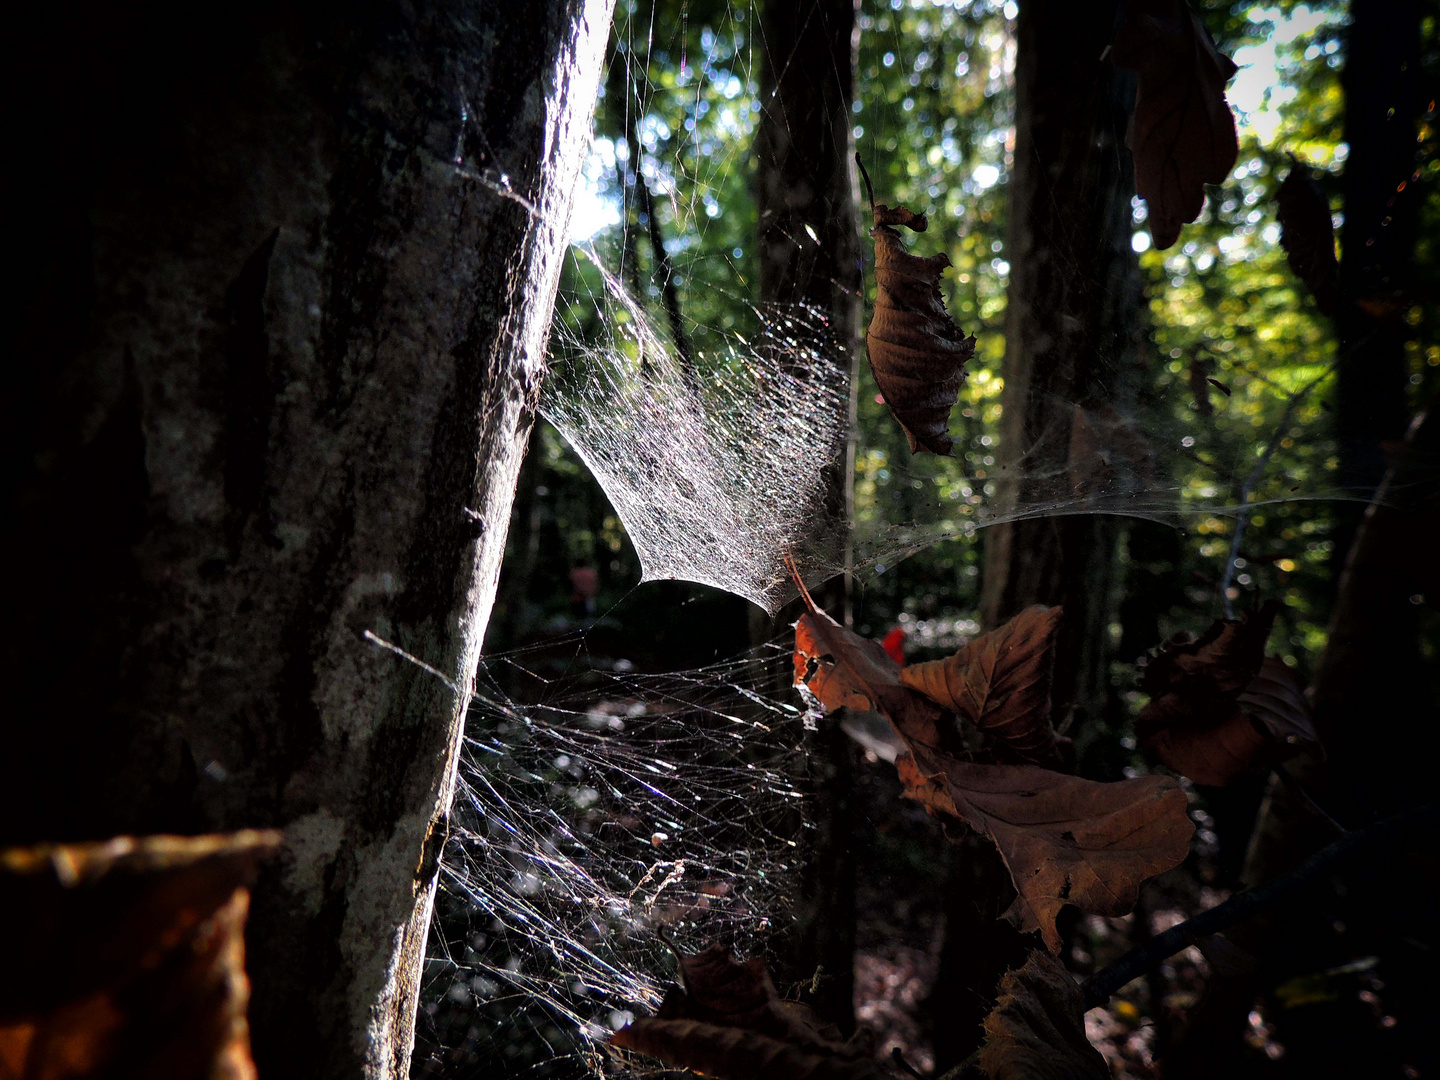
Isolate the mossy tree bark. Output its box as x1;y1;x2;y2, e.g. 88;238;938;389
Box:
0;1;612;1076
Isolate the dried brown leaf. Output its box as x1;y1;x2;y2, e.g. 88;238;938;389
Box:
899;605;1062;764
0;831;281;1080
611;944;892;1080
862;178;975;455
1276;157;1339;315
611;1019;893;1080
896;753;1193;952
794;607;956;762
1113;0;1239;249
1138;604;1317;785
979;952;1109;1080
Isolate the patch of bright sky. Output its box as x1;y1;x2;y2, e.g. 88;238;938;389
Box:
1229;5;1338;146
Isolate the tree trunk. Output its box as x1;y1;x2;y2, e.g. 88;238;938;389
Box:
0;2;612;1076
932;0;1142;1066
754;0;863;1031
1331;0;1422;572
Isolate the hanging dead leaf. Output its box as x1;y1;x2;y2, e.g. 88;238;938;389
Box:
794;605;958;763
0;831;281;1080
979;951;1109;1080
1112;0;1239;249
793;573;1188;956
1138;604;1318;785
1276;156;1339;315
857;157;975;455
896;753;1193;952
899;605;1063;764
610;944;893;1080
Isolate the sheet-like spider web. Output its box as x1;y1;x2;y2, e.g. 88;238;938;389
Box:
412;1;1356;1075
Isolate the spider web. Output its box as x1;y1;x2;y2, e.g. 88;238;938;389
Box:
415;642;810;1078
413;1;1360;1076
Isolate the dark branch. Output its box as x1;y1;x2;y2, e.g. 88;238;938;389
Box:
1081;801;1439;1010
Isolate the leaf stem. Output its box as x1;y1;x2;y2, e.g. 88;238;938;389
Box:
1080;800;1438;1010
1218;365;1331;616
1271;762;1349;839
855;152;876;218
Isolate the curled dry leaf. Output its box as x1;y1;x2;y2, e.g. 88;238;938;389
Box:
1113;0;1239;249
1276;156;1339;315
899;605;1063;764
859;160;975;455
0;830;282;1080
979;951;1109;1080
896;754;1193;952
794;605;957;763
1139;603;1318;785
610;943;893;1080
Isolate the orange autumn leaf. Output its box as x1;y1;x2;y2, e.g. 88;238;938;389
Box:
858;159;975;455
899;605;1063;764
979;952;1109;1080
794;605;958;763
0;831;281;1080
896;753;1193;952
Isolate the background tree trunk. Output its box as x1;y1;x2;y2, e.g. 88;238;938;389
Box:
931;0;1143;1066
0;2;612;1076
754;0;864;1030
1331;0;1422;571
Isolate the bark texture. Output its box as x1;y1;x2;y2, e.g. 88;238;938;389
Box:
0;2;612;1076
1332;0;1422;570
754;0;864;1031
932;0;1143;1067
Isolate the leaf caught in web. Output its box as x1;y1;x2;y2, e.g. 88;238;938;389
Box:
794;588;1190;950
1112;0;1239;249
858;158;975;455
1138;603;1318;785
899;605;1063;765
1277;156;1339;315
979;951;1110;1080
794;605;958;763
895;753;1192;952
610;943;894;1080
0;831;281;1080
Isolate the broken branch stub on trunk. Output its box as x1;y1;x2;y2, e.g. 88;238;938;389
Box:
859;160;975;455
1112;0;1239;249
1277;156;1340;315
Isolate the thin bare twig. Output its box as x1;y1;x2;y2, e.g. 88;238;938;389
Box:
1218;365;1333;616
1272;762;1349;839
1081;801;1438;1010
